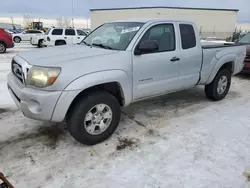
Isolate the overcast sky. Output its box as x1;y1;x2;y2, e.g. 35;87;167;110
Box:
0;0;249;23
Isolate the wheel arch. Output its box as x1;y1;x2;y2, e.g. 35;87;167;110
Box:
55;40;66;45
205;54;236;84
0;40;6;46
13;36;21;40
51;70;132;122
66;82;124;121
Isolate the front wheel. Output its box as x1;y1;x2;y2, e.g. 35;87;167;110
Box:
38;39;44;48
66;91;121;145
13;37;21;43
205;69;231;101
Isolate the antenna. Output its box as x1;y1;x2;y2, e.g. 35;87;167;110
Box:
71;0;74;28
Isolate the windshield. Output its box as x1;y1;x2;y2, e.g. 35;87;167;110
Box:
239;32;250;44
82;22;144;50
45;28;51;35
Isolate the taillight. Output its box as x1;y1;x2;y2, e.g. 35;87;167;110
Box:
47;36;50;41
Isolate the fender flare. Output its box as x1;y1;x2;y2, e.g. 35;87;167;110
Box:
205;54;236;84
51;70;132;122
65;70;132;104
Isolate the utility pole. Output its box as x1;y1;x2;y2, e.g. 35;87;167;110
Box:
71;0;74;28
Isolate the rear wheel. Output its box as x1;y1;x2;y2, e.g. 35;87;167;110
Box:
205;69;231;101
67;91;121;145
38;39;44;48
0;42;6;53
13;36;21;43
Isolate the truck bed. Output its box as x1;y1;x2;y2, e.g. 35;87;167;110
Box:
201;43;245;49
198;43;246;84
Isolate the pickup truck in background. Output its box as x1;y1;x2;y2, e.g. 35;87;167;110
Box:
7;19;246;145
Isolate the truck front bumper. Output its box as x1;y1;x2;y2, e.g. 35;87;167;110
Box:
7;72;62;121
7;72;81;122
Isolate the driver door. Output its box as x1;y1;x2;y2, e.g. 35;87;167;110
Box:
22;30;31;41
132;23;181;100
76;29;87;44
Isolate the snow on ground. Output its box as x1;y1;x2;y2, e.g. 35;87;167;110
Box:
1;43;250;188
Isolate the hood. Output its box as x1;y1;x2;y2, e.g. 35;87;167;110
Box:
17;45;118;66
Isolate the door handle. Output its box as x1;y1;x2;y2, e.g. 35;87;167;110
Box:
170;57;180;62
64;37;67;39
78;37;80;39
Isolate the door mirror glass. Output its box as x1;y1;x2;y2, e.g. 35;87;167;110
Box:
234;39;239;44
135;40;159;55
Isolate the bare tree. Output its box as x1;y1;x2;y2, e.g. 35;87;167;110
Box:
63;17;71;28
56;17;64;27
56;16;71;27
23;14;33;27
9;16;16;29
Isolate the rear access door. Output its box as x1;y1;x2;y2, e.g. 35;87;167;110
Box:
176;23;203;88
64;29;76;44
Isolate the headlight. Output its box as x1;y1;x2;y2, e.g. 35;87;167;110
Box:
27;66;61;87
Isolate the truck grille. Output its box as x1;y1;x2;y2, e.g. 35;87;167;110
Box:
12;60;24;84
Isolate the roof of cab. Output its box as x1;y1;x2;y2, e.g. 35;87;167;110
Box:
90;6;239;12
105;19;194;24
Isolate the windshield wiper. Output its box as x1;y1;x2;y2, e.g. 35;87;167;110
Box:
92;43;116;50
82;41;91;46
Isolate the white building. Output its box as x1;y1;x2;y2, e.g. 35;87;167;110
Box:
90;6;239;38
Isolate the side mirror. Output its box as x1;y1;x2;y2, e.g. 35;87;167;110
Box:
234;39;239;44
135;40;159;55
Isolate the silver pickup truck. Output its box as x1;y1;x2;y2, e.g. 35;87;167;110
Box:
7;19;246;145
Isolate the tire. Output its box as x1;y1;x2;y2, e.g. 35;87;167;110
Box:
13;37;21;43
205;69;231;101
55;40;66;46
67;90;121;145
38;39;44;48
0;42;6;53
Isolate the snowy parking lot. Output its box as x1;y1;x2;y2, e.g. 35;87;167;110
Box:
1;43;250;188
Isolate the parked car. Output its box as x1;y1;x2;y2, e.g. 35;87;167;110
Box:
236;32;250;73
36;28;87;47
0;28;14;53
7;19;246;145
4;29;14;34
81;28;91;34
12;29;44;43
